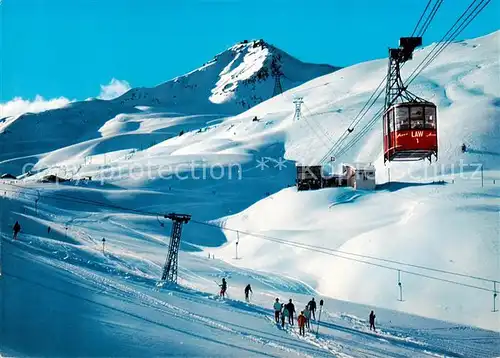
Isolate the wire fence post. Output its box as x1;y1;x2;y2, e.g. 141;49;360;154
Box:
493;281;498;312
398;270;403;301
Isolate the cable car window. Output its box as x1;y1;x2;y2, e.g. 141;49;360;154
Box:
388;109;395;132
425;106;436;129
410;106;424;129
395;107;409;130
390;109;396;132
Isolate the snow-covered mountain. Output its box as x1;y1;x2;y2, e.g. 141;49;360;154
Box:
0;40;337;173
1;32;499;357
117;39;338;112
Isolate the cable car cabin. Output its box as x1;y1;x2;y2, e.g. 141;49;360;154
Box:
383;102;438;162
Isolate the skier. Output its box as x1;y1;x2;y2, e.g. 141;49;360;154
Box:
369;310;376;332
297;311;306;336
307;297;317;320
47;226;51;235
281;304;289;329
12;221;21;240
461;143;467;153
273;298;282;324
244;284;252;302
285;299;296;325
219;278;227;298
303;305;311;329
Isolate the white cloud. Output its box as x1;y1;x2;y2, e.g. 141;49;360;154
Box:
0;78;132;118
0;95;72;119
98;78;131;100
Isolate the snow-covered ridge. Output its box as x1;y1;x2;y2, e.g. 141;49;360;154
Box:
117;38;338;112
0;39;337;172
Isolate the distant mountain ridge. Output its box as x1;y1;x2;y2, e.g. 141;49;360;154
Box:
0;39;339;172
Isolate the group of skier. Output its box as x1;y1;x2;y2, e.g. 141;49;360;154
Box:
218;278;377;336
273;297;318;336
218;279;253;302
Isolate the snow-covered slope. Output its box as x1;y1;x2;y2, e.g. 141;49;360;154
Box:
1;31;499;356
1;185;498;357
0;40;337;171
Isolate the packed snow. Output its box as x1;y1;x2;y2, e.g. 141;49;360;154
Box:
1;32;499;357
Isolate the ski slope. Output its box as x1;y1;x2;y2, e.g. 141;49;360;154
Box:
0;31;499;356
0;196;498;357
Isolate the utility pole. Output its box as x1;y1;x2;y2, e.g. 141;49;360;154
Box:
397;270;403;301
235;231;240;260
293;97;304;121
161;213;191;283
493;281;498;312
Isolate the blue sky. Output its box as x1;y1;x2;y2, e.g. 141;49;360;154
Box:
1;0;498;103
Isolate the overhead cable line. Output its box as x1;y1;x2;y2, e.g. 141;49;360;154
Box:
2;182;498;287
412;0;434;36
417;0;445;37
189;219;499;286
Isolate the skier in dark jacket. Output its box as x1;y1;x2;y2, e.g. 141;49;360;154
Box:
285;299;296;325
12;221;21;240
307;298;317;320
244;284;252;302
219;278;227;298
369;310;376;332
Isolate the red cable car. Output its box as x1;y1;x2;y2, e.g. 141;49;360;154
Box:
383;102;437;162
383;37;438;163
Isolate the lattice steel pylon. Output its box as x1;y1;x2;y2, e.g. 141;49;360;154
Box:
161;213;191;283
271;55;284;97
293;97;304;121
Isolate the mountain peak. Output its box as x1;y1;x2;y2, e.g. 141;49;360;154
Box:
230;39;270;51
124;39;340;113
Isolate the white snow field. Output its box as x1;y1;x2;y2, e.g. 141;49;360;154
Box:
1;31;500;356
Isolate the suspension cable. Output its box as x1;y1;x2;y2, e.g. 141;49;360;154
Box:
2;182;498;287
412;0;434;37
417;0;445;37
189;219;498;292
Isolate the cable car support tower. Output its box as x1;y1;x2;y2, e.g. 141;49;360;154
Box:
161;213;191;283
271;55;284;97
